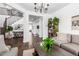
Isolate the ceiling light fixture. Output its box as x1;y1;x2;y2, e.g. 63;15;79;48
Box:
34;3;49;13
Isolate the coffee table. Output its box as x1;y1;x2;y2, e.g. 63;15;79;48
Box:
33;43;75;56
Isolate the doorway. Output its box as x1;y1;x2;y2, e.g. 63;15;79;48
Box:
28;15;43;47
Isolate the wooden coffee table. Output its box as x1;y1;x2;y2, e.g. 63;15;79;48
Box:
33;43;75;56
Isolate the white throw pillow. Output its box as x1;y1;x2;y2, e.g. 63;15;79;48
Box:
57;33;68;43
0;35;9;55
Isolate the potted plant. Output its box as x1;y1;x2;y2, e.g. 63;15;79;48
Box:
40;37;55;54
48;18;53;37
48;18;53;28
52;17;59;36
53;17;59;25
5;26;13;38
5;26;13;32
48;17;59;37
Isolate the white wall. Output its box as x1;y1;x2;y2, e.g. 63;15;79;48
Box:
0;15;9;27
42;14;50;39
50;3;79;35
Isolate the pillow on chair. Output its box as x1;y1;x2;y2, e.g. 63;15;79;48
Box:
0;35;9;55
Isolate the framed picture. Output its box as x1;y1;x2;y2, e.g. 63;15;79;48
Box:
72;15;79;30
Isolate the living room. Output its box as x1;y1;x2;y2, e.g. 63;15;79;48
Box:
0;1;79;58
22;3;79;56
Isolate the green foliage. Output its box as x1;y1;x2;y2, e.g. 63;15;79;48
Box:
48;17;59;36
53;17;59;33
53;17;59;25
5;26;13;32
41;37;55;53
48;18;53;26
48;18;52;24
53;25;59;32
48;17;59;26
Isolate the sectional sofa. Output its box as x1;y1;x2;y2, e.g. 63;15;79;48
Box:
54;33;79;56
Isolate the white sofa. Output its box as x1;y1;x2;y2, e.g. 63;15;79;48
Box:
53;33;71;47
61;35;79;55
53;33;79;55
0;35;18;56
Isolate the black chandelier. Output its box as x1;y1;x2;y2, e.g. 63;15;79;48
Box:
34;3;49;13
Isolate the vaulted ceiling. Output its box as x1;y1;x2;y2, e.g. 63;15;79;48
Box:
17;3;70;14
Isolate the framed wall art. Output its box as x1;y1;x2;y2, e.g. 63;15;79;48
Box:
72;15;79;30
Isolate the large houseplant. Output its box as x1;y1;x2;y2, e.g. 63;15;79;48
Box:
48;17;59;37
41;37;55;53
48;18;53;37
48;18;53;28
53;17;59;25
52;17;59;36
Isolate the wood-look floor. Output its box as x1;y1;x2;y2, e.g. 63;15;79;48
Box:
5;37;29;56
4;35;41;56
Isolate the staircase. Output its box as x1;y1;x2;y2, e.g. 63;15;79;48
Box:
7;16;22;26
0;3;23;26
